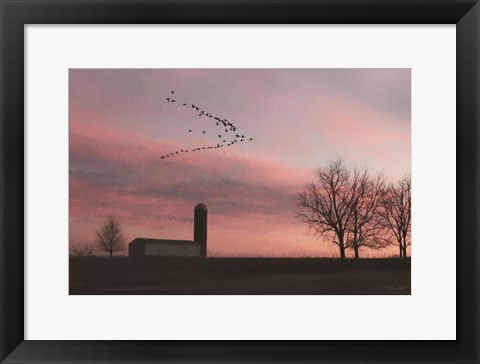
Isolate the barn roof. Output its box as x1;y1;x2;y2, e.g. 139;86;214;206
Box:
129;238;195;246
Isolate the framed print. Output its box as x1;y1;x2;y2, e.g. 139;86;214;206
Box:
1;0;479;363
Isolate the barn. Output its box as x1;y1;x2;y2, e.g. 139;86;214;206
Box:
128;203;207;258
128;238;200;257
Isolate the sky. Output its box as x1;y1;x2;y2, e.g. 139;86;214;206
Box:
69;69;411;257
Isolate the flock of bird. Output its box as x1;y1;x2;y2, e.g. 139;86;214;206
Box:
160;90;254;160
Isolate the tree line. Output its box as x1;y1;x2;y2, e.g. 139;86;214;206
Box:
296;159;411;259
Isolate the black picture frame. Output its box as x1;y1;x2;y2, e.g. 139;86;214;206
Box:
1;1;478;363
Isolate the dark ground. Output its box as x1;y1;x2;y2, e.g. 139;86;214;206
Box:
69;257;410;295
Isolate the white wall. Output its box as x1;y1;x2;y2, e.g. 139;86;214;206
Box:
145;242;200;257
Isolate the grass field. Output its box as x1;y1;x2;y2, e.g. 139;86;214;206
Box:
69;257;410;295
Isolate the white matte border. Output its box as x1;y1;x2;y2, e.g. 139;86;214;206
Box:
25;25;456;340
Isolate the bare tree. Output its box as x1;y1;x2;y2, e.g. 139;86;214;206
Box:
296;159;357;259
346;171;389;258
96;216;125;258
379;177;411;258
72;243;94;257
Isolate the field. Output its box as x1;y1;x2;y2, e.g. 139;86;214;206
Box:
69;257;410;295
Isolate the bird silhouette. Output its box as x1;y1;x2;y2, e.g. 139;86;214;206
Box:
160;90;256;160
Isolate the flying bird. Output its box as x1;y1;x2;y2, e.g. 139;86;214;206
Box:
161;91;254;158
